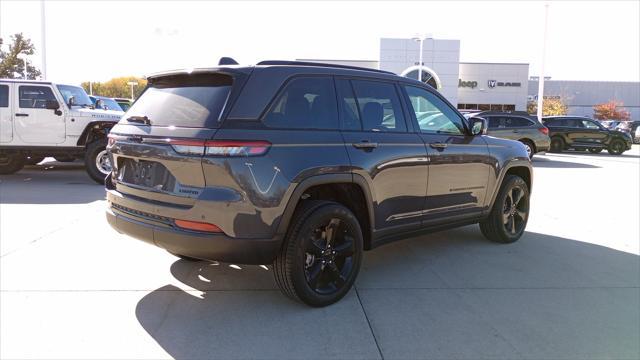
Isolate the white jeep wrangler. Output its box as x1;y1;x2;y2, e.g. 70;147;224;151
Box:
0;79;123;183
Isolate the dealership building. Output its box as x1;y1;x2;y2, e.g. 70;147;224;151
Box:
300;37;640;119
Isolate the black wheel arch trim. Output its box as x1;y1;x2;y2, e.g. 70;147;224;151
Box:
275;173;375;246
486;159;532;213
76;121;117;147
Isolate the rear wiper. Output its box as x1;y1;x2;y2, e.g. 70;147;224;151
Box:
126;115;151;125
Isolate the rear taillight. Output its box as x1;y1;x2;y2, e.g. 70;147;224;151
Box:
168;139;271;157
175;219;223;233
538;127;549;135
204;140;271;156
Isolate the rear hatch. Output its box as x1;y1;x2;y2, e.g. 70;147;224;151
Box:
107;70;248;207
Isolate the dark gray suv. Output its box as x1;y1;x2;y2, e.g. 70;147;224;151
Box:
106;60;532;306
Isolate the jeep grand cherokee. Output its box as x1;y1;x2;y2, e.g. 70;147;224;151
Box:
105;59;532;307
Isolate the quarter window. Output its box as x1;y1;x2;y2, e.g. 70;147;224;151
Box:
263;77;338;130
19;86;56;109
351;80;407;132
404;85;464;135
581;120;600;129
488;116;532;129
0;85;8;108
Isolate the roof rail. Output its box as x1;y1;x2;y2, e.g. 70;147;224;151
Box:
256;60;396;75
474;110;532;116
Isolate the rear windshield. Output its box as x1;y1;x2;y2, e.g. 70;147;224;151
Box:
125;73;232;128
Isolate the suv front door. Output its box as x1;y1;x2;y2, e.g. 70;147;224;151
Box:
14;84;65;144
402;85;492;223
578;118;608;146
336;78;429;235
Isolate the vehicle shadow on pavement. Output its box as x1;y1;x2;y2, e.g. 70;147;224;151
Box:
0;165;104;204
531;157;600;168
135;227;639;359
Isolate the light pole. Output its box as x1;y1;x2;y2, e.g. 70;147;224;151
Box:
19;56;28;80
40;0;47;80
412;36;424;84
127;81;138;101
536;3;550;122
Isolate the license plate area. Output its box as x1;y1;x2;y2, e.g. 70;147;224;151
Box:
117;158;176;191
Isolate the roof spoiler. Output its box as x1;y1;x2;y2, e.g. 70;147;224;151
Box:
218;57;239;65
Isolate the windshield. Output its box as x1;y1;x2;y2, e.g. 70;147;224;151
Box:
56;85;93;107
125;73;232;128
96;97;123;111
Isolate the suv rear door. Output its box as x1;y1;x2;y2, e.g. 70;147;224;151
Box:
336;78;428;235
486;115;534;141
402;84;492;222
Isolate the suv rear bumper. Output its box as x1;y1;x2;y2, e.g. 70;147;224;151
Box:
106;206;282;265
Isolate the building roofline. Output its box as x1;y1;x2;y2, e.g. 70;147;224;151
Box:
460;62;529;66
528;79;640;84
296;58;379;63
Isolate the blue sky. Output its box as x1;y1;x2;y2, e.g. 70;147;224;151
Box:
1;0;638;84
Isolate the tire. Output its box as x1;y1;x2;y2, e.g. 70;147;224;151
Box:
479;175;530;244
549;137;564;153
607;139;625;155
274;200;363;307
0;153;25;175
588;148;603;154
54;155;76;163
520;140;535;159
85;139;111;184
25;155;45;165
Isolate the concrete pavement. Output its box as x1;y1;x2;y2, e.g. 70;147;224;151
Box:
1;149;639;359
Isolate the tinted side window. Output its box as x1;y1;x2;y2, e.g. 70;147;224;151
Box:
19;86;56;109
335;79;361;130
512;117;533;127
263;77;338;130
488;116;533;129
404;85;464;135
351;80;406;132
0;85;8;108
581;119;599;129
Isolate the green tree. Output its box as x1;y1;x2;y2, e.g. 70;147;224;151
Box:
593;100;630;121
527;98;568;116
81;76;147;99
0;33;42;79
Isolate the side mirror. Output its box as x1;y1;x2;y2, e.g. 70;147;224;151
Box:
468;117;488;136
68;95;76;107
45;99;60;110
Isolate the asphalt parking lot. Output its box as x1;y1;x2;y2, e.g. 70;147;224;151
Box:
1;147;639;360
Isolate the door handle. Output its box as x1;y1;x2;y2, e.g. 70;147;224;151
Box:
429;142;447;149
15;113;29;117
352;141;378;150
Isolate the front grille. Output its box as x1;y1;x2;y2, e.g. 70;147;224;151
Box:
112;203;173;226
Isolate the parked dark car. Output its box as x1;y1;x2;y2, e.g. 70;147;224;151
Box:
464;111;550;158
114;98;132;111
89;95;124;112
615;120;640;144
105;59;533;306
542;116;632;155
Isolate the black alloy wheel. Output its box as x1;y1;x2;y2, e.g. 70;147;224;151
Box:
274;201;363;307
550;137;564;153
607;139;625;155
479;175;529;244
304;218;356;295
502;187;527;236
